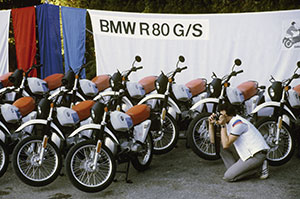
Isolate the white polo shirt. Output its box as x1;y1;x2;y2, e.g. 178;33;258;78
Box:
226;115;270;161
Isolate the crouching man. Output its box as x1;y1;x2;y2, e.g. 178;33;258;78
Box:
208;103;270;182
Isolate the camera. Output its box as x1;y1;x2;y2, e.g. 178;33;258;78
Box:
212;112;220;121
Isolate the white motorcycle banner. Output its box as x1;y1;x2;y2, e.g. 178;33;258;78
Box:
88;9;300;87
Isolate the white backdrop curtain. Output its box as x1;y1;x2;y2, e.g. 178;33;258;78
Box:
88;9;300;88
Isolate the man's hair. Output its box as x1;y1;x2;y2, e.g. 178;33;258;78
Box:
218;102;237;116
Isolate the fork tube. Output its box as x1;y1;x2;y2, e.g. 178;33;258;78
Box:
92;140;102;170
161;82;171;123
39;135;48;165
275;116;283;145
275;90;286;145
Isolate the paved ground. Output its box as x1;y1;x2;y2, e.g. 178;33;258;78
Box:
0;139;299;199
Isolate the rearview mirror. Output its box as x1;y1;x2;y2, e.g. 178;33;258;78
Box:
135;55;142;62
179;55;185;63
234;59;242;66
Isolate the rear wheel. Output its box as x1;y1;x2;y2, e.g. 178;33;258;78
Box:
65;140;116;193
187;112;220;160
12;136;62;186
0;140;9;177
256;117;295;166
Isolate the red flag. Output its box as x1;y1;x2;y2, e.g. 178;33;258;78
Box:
12;6;37;77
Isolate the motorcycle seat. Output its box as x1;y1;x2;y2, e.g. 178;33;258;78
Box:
72;100;95;121
293;84;300;96
13;96;35;117
92;75;111;92
43;73;64;90
138;76;157;94
237;81;258;101
185;78;207;97
125;104;150;125
0;72;13;87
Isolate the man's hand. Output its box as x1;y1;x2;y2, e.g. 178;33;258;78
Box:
217;114;226;126
208;113;217;124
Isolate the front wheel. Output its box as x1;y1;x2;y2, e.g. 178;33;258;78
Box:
65;140;116;193
0;140;9;177
131;133;153;171
150;112;179;155
256;117;295;166
12;136;62;186
187;112;220;160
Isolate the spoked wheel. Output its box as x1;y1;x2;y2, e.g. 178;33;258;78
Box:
150;112;178;155
131;133;153;171
187;112;220;160
65;140;116;193
0;140;9;177
12;136;62;186
256;117;295;166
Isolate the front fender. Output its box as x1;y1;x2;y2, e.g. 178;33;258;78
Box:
93;91;133;109
190;98;219;111
0;121;10;136
251;101;297;120
93;91;119;101
15;119;65;140
0;121;10;143
137;94;181;114
68;123;119;144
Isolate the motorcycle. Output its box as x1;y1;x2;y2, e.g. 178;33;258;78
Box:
138;55;208;154
187;59;265;160
65;99;153;193
282;30;300;48
0;96;37;177
11;90;96;186
93;56;157;112
251;61;300;166
53;64;99;107
0;64;64;104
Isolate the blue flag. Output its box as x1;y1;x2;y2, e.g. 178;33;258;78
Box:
61;6;86;78
36;4;63;79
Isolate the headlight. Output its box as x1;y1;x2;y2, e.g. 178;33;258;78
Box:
91;109;95;121
155;82;160;91
210;84;214;94
37;106;42;115
269;88;275;98
110;79;115;88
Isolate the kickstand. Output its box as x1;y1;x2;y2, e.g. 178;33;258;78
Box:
114;161;133;183
125;161;132;183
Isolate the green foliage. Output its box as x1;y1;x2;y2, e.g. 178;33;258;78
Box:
42;0;300;79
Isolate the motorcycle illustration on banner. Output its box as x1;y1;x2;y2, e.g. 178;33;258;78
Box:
282;21;300;48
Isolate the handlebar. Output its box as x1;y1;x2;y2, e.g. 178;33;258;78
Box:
259;85;266;90
269;62;300;86
180;66;188;72
78;64;86;75
133;66;143;72
221;69;244;84
236;70;244;75
168;66;188;79
25;64;42;76
123;66;143;80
